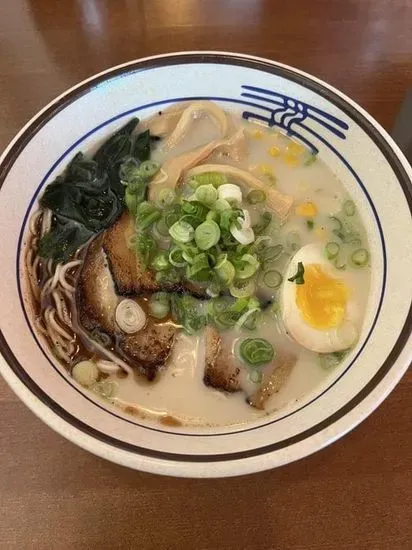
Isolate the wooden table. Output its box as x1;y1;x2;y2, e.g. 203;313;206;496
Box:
1;1;411;548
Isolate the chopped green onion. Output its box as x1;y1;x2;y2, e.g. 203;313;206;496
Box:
334;259;346;271
151;252;170;271
195;184;218;206
170;294;206;335
330;216;343;231
186;252;210;281
263;270;283;289
158;188;175;207
351;248;369;267
239;338;274;366
330;216;361;245
235;254;260;279
248;296;260;310
155;217;170;237
195;220;221;250
169;220;194;243
306;220;314;231
215;256;235;285
231;298;250;313
214;310;241;329
155;269;180;284
213;198;231;212
168;246;186;267
119;157;140;182
319;350;348;370
325;242;340;260
125;189;138;216
285;231;301;253
211;297;232;314
164;205;181;228
92;380;116;398
249;369;263;384
261;244;283;262
235;307;260;330
253;212;272;235
149;292;170;319
343;200;355;216
246;189;266;204
136;201;161;229
253;236;273;254
230;278;256;298
288;262;305;284
138;160;160;179
217;183;243;205
189;172;228;189
136;232;157;268
206;281;221;298
181;245;199;264
206;210;219;222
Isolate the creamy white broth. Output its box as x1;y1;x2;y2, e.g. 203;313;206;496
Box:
99;112;371;427
28;105;371;428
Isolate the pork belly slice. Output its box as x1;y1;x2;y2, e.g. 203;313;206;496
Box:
102;212;158;295
249;351;297;410
75;233;177;380
119;322;176;381
103;212;208;298
202;325;296;406
76;235;117;334
203;326;241;392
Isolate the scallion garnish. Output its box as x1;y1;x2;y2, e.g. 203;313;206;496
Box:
351;248;369;267
325;242;340;260
288;262;305;284
169;220;195;243
195;220;221;250
149;292;170;319
239;338;274;366
246;189;266;204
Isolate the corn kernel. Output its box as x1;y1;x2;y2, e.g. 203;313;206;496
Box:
286;141;306;156
251;129;264;139
296;202;318;217
283;152;299;167
268;145;281;157
259;164;274;176
315;226;326;240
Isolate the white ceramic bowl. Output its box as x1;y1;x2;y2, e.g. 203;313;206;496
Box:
1;52;411;478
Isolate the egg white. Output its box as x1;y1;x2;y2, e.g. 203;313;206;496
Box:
281;243;361;353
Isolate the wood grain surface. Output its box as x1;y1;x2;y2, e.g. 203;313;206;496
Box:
0;1;411;548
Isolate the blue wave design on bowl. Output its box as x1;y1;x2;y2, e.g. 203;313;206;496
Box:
240;85;350;154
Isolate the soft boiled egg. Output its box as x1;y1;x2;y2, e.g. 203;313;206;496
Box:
281;243;361;353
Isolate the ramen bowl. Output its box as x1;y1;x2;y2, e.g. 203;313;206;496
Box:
0;52;411;478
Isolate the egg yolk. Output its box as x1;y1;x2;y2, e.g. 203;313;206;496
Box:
295;264;348;329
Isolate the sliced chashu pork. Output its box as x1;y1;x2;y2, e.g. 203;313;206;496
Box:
248;351;296;410
102;212;158;295
203;326;296;407
203;326;241;392
102;212;207;298
76;231;177;380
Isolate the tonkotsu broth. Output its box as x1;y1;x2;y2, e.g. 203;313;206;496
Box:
27;106;371;427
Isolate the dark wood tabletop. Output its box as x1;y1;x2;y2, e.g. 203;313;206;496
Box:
1;1;411;548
